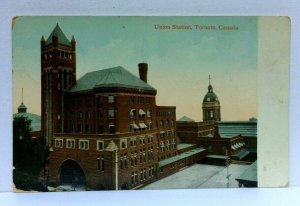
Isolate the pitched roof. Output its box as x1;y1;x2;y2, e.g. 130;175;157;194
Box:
69;66;156;92
218;121;257;138
45;23;71;46
177;116;195;122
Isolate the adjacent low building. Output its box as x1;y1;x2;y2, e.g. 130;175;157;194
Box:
13;100;42;138
235;161;257;187
177;80;257;165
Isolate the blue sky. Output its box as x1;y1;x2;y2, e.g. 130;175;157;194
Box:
13;16;257;121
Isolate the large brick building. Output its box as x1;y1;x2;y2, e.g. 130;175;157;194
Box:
42;24;205;190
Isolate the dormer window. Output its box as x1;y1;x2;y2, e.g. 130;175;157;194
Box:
207;97;210;101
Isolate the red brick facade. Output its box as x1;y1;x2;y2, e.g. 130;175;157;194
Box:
42;25;204;190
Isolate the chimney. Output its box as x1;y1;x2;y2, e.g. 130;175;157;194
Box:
138;63;148;83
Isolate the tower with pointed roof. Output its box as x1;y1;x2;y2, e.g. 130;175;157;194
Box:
41;23;77;145
202;75;221;122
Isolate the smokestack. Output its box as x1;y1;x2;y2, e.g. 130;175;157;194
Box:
138;63;148;83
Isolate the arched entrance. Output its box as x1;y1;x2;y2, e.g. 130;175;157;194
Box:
59;159;86;189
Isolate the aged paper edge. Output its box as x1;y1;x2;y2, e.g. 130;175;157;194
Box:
258;16;290;187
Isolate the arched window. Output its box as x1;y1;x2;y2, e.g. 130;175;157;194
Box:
130;109;136;118
78;111;82;119
85;111;91;120
170;119;174;126
165;120;169;126
210;110;214;118
147;110;152;118
160;120;164;127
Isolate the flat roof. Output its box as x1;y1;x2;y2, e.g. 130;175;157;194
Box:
159;148;206;167
206;154;227;159
177;143;195;150
231;149;250;160
236;161;257;182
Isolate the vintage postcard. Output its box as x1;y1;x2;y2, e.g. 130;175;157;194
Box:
12;16;289;191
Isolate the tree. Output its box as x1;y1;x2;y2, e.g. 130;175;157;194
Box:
13;116;49;191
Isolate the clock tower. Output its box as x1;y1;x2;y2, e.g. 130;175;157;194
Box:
40;24;76;145
202;75;221;122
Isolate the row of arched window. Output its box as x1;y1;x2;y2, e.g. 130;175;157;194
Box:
158;119;175;127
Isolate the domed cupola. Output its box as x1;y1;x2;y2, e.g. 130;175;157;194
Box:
202;75;221;122
203;83;219;103
17;102;27;113
14;88;41;133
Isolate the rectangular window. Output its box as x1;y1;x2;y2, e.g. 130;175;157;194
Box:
166;140;170;151
108;95;114;103
135;172;138;183
131;154;134;166
78;124;83;133
120;155;123;169
148;135;153;143
139;97;144;104
148;122;152;130
130;137;137;147
97;140;104;151
120;139;127;150
55;139;63;148
97;155;105;171
146;97;151;104
85;111;91;120
97;96;102;105
139;137;145;145
131;172;135;184
109;124;115;134
78;111;83;119
98;124;103;134
140;170;144;181
66;139;75;149
101;155;104;171
143;150;146;162
97;156;101;170
98;110;103;120
71;112;75;120
140;151;143;163
124;155;128;168
108;109;114;118
134;152;137;165
79;140;89;150
160;141;164;152
85;124;91;133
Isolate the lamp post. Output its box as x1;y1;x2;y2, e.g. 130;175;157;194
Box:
115;149;118;191
226;149;231;188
